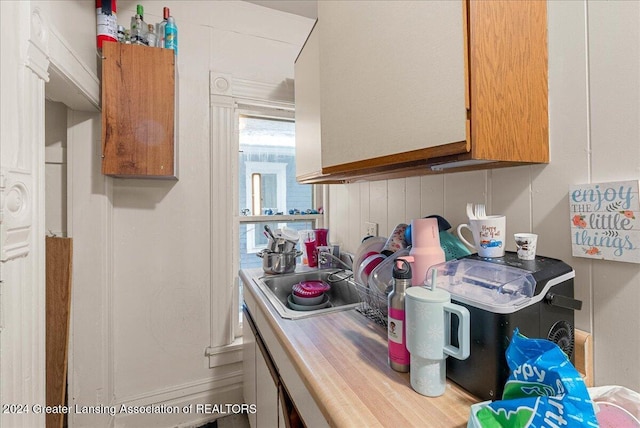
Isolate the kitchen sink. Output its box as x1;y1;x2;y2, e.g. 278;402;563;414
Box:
252;269;361;319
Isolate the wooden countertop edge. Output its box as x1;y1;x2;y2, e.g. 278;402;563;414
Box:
241;269;479;427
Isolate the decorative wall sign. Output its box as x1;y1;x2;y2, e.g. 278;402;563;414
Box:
569;180;640;263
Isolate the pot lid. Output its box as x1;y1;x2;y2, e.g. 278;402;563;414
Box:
292;280;331;297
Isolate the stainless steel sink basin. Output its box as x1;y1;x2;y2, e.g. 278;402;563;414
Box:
252;269;361;319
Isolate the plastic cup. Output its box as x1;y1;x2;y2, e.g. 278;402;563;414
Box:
514;233;538;260
299;230;315;265
313;228;329;246
304;240;318;267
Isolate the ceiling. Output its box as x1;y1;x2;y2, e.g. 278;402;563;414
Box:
243;0;318;19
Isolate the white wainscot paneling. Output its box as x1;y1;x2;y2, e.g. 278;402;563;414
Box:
387;178;407;232
491;166;533;253
405;176;422;222
443;170;486;230
369;180;389;237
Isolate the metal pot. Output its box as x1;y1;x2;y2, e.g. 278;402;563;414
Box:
257;250;303;274
276;238;298;253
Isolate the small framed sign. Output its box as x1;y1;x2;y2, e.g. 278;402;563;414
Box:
569;180;640;263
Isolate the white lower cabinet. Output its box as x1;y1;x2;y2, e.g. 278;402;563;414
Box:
244;305;280;428
243;291;327;428
255;341;279;427
242;317;258;428
243;301;305;427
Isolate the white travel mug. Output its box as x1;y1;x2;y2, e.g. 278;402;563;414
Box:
405;286;470;397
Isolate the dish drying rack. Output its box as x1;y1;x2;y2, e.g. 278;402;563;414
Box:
350;278;388;328
321;251;389;326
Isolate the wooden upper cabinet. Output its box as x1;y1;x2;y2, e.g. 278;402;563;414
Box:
101;42;176;178
294;0;548;184
468;0;548;164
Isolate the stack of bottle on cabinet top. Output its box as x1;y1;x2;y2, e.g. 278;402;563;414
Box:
118;5;178;54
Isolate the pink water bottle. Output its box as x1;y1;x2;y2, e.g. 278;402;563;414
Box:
388;258;411;372
409;218;445;286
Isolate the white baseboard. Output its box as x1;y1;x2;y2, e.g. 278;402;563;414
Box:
114;379;244;428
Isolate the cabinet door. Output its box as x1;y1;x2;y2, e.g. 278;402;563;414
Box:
101;42;176;177
256;343;279;427
317;1;467;169
242;312;257;428
468;0;548;163
294;23;322;182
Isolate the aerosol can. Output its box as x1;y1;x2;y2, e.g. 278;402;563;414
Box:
388;257;412;372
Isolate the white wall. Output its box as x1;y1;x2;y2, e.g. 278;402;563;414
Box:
328;1;640;392
34;1;313;427
45;100;68;237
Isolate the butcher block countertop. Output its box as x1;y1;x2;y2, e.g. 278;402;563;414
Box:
241;268;481;427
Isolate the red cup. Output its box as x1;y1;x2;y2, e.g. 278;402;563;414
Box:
304;240;318;267
314;228;329;246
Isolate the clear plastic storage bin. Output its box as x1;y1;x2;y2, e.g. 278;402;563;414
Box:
425;258;537;313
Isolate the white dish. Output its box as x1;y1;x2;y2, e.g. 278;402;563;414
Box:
287;294;330;311
291;292;325;306
357;253;386;287
352;237;386;279
368;248;411;294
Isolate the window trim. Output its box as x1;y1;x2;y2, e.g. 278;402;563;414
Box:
235;107;317;327
206;72;325;366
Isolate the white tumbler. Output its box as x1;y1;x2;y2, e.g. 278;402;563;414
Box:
405;286;470;397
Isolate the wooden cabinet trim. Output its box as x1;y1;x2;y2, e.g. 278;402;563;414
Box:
321;141;469;175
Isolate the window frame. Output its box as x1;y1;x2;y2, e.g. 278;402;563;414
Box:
234;107;322;331
205;71;325;369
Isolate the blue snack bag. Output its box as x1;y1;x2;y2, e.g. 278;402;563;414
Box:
475;329;598;428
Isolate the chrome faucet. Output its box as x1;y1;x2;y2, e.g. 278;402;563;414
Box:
318;251;352;271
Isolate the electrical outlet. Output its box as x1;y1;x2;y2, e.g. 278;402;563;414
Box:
365;222;378;237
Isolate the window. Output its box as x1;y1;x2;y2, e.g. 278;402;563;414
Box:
236;112;322;327
206;74;324;364
244;162;287;253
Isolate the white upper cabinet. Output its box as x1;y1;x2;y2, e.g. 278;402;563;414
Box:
318;1;466;169
295;1;549;184
295;22;324;182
